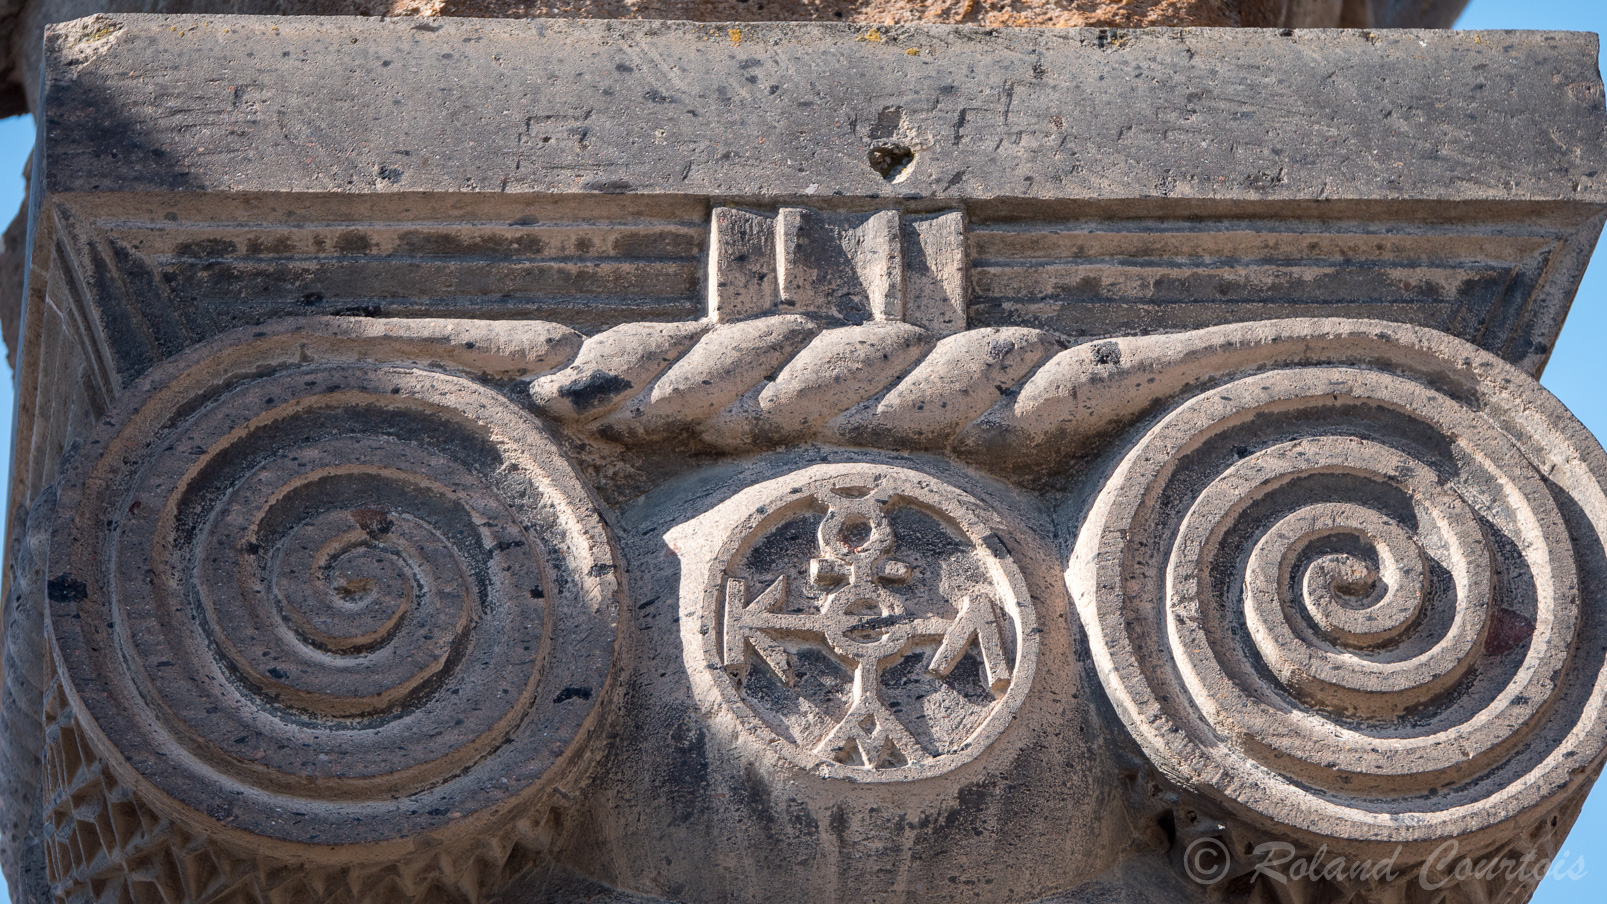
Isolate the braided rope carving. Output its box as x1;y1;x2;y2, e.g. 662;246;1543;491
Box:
188;314;1540;480
522;315;1549;474
527;317;1049;454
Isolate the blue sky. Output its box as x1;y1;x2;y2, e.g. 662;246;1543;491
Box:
0;1;1600;899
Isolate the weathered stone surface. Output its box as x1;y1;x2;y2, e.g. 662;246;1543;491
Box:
674;464;1039;779
582;454;1118;904
18;18;1602;394
0;489;52;904
0;196;27;369
27;309;1607;904
0;2;1474;350
36;18;1602;203
4;14;1607;904
45;316;623;866
0;0;1474;118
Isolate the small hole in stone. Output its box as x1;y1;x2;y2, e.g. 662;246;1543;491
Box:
867;142;915;181
334;577;375;599
1333;577;1376;600
841;517;874;550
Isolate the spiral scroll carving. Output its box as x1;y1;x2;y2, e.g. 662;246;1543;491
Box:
1069;356;1607;853
46;342;620;858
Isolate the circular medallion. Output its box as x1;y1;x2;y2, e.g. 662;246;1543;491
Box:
686;465;1037;781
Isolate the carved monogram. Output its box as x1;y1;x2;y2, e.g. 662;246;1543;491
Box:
682;465;1037;781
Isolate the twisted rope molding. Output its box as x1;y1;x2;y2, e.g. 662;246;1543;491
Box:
514;315;1540;473
183;314;1571;475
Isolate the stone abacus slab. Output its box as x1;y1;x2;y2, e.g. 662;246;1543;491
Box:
38;17;1607;201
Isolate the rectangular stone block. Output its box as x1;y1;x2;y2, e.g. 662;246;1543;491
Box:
38;18;1607;203
903;211;967;335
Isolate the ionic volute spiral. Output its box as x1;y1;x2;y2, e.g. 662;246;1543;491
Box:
1068;329;1607;862
45;322;621;862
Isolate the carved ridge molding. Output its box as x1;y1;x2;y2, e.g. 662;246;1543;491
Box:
520;314;1569;474
13;195;1600;557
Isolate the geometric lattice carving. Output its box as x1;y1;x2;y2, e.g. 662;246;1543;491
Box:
43;655;560;904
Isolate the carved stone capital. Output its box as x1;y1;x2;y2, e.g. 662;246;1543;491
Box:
5;17;1607;904
17;308;1605;903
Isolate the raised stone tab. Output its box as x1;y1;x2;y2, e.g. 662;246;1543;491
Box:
709;206;966;332
776;208;903;324
708;207;778;323
903;211;968;335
